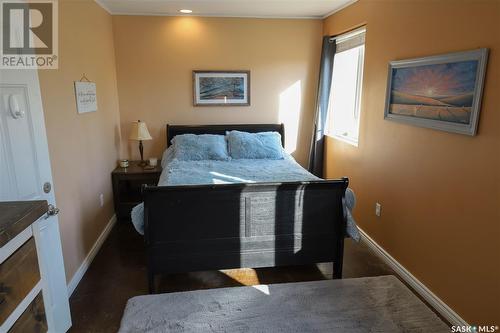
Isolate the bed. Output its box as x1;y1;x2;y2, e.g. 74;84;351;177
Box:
134;124;356;293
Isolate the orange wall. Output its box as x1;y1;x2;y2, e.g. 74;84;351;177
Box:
323;0;500;324
38;0;121;280
112;16;322;166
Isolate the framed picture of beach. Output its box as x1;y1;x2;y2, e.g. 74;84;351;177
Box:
193;70;250;106
384;48;488;136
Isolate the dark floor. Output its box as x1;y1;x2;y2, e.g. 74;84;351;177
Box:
68;222;410;332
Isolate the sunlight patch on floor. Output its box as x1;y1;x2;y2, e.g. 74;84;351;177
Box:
220;268;261;286
251;284;270;295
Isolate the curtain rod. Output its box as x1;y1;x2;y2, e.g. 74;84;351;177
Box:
329;26;366;43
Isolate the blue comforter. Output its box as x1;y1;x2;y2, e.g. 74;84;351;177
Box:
131;148;360;240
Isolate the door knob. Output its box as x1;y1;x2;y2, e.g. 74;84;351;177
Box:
47;204;60;216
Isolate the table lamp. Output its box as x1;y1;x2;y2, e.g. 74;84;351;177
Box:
129;120;152;166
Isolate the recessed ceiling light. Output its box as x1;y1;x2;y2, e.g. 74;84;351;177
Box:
179;9;193;14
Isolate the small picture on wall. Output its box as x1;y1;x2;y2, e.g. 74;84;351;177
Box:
193;70;250;106
74;81;97;114
384;48;488;136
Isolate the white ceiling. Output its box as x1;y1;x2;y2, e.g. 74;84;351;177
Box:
95;0;358;19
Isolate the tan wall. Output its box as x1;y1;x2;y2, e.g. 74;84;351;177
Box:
112;16;322;166
38;0;121;280
323;0;500;324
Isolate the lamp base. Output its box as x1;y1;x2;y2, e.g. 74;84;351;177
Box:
138;140;147;167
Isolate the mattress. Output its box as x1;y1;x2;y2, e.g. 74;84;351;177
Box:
131;147;359;240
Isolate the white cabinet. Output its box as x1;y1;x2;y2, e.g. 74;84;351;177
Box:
0;201;71;333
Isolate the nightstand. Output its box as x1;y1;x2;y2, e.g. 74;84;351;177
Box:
111;161;162;221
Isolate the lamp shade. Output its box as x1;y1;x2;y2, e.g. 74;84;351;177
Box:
129;120;152;141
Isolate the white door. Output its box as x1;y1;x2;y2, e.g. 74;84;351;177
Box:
0;68;72;332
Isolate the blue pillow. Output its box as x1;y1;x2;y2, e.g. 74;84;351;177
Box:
172;134;230;161
226;130;284;160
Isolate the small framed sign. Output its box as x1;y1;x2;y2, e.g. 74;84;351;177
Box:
74;81;97;113
193;70;250;106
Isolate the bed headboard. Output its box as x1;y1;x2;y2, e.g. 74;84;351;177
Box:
166;124;285;147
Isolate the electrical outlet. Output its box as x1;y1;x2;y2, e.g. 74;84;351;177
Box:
375;203;382;217
99;193;104;207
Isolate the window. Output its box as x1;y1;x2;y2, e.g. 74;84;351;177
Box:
326;27;366;146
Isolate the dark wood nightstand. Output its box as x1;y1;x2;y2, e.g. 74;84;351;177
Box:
111;161;162;221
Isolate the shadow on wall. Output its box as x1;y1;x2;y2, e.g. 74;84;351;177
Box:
114;124;122;158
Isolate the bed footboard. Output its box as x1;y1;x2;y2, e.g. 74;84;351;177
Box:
143;178;348;293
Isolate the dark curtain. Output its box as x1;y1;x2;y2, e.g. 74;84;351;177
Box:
308;36;336;178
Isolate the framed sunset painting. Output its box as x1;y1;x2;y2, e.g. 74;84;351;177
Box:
193;70;250;106
384;48;488;135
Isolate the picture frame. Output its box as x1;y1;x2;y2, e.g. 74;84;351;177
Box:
384;48;488;136
193;70;250;106
74;81;97;114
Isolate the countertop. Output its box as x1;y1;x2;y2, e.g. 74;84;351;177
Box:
0;201;48;247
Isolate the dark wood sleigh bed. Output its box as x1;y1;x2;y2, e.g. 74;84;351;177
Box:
142;124;349;293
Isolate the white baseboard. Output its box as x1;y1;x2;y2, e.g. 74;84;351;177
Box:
358;227;468;327
67;214;117;297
